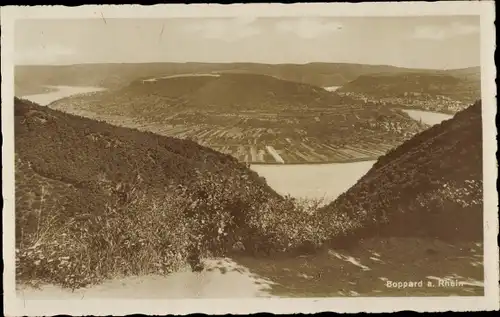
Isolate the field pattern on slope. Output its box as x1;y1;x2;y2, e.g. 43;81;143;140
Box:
49;73;427;164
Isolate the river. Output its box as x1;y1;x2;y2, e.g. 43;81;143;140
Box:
402;109;454;126
20;85;107;106
18;85;478;300
250;109;453;204
251;160;375;205
323;86;341;92
19;86;454;207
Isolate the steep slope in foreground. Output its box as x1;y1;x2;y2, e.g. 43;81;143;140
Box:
14;97;288;289
338;72;480;114
50;73;426;164
317;100;483;245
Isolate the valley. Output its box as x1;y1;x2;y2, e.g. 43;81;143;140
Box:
19;80;453;204
14;62;484;299
46;73;428;164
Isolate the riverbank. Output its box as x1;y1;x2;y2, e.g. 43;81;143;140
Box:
250;156;379;166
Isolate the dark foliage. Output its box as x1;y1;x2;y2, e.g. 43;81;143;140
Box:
316;100;483;245
14;96;484;289
14;97;288;288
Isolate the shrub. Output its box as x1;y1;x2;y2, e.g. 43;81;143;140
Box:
15;179;193;289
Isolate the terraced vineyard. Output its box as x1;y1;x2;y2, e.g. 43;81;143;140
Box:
163;128;401;164
49;73;428;164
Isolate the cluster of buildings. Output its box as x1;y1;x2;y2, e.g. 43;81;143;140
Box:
358;117;422;138
338;91;469;114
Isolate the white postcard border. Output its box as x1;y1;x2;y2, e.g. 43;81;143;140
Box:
2;2;498;315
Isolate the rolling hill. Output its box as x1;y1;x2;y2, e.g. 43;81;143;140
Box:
14;97;293;288
315;100;483;246
15;62;479;95
338;70;481;114
123;72;347;110
48;73;427;164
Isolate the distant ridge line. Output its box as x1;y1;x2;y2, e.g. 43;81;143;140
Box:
15;62;481;72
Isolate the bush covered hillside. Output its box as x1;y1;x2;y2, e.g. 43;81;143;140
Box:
15;97;315;288
316;100;483;245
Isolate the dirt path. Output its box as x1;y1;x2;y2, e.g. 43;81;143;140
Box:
234;238;484;297
17;258;276;299
17;238;484;299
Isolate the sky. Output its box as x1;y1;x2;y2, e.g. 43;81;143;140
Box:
14;16;481;69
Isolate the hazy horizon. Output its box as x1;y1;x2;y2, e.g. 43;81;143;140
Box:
15;16;481;70
14;61;481;71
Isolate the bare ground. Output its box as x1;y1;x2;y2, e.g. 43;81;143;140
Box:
17;237;483;299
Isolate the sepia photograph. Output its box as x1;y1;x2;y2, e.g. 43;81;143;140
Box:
2;2;498;315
